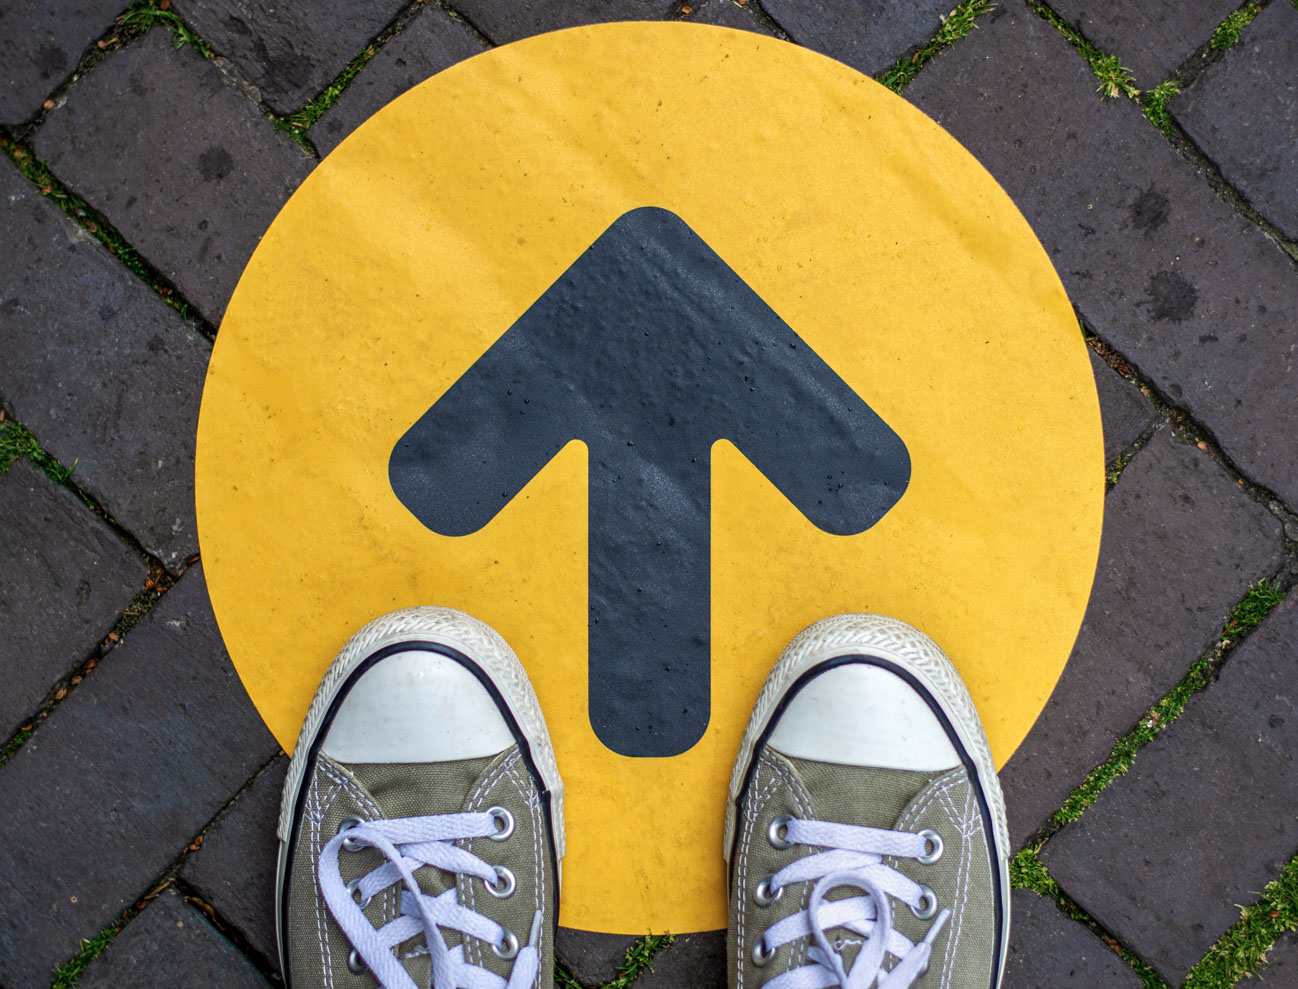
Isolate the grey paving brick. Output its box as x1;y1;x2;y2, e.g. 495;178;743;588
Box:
634;932;724;988
1090;350;1157;464
556;930;642;986
0;0;122;126
1173;2;1298;244
448;0;667;45
998;427;1283;847
0;459;145;737
1003;890;1142;988
1041;588;1298;983
32;29;313;326
170;0;409;115
312;5;485;157
1258;930;1298;983
906;5;1298;512
180;755;286;974
78;889;272;989
0;162;211;569
689;0;779;35
759;0;950;75
0;565;278;987
1047;0;1239;86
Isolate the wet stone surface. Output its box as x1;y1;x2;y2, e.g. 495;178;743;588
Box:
78;889;273;989
311;5;485;157
0;0;123;125
1042;589;1298;983
0;566;277;987
998;427;1284;848
0;460;145;738
1002;890;1143;988
1047;0;1239;86
32;29;313;326
0;162;211;570
171;0;410;115
180;756;288;975
1172;2;1298;244
907;2;1298;521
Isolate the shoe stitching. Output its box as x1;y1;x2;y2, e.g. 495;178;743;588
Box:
308;773;337;989
736;760;776;988
936;783;973;989
759;753;814;974
463;751;522;967
509;758;545;987
319;759;399;927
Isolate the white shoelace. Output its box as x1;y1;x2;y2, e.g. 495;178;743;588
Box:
754;818;951;989
318;812;542;989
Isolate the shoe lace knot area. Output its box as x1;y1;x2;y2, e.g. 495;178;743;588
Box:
318;812;541;989
754;818;950;989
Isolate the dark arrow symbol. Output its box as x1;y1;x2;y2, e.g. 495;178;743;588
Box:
390;207;910;757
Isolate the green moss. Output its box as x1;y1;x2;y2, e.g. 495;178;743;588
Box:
1051;579;1284;826
1141;80;1181;137
116;0;215;57
1209;4;1262;51
1;144;193;320
875;0;996;93
1031;2;1138;99
1106;451;1132;487
0;420;76;486
1184;855;1298;988
49;924;120;989
277;42;382;145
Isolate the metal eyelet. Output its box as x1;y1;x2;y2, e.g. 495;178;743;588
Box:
337;817;365;852
767;814;795;850
493;929;520;960
345;876;372;909
487;806;514;842
347;948;366;974
754;876;784;908
483;865;516;899
911;884;939;921
752;937;776;967
916;829;944;865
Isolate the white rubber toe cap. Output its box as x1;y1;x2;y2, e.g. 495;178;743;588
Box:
320;650;515;763
767;662;961;772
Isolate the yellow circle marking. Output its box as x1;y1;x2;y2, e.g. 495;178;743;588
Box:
197;23;1102;934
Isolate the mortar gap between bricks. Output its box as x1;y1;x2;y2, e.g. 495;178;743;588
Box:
0;416;183;571
0;558;178;770
45;753;280;988
433;0;499;48
592;933;676;989
873;0;996;93
686;0;791;38
1010;848;1170;988
170;879;284;983
1080;325;1298;518
1181;851;1298;988
0;144;217;338
1017;573;1291;852
1025;0;1139;100
277;0;461;155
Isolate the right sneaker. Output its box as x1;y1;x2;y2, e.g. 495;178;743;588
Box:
276;607;564;988
724;614;1010;988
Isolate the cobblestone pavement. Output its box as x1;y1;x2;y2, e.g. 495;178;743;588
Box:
2;1;1297;987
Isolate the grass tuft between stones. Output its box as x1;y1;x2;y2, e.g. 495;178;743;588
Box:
0;419;76;486
1183;854;1298;988
556;933;675;989
1140;80;1181;137
874;0;995;93
277;42;382;144
116;0;214;58
49;923;120;989
1050;578;1285;825
0;143;194;321
1209;3;1262;51
1030;1;1138;99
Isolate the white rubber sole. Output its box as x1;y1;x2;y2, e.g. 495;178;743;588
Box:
274;607;564;973
723;613;1010;983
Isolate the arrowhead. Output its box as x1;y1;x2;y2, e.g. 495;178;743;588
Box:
390;207;909;755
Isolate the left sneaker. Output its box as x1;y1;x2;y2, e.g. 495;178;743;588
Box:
724;614;1010;988
276;607;564;988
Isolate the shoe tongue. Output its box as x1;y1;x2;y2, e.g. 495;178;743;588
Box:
334;750;516;982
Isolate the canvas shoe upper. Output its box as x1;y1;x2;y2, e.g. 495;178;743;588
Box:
725;614;1010;989
276;607;564;989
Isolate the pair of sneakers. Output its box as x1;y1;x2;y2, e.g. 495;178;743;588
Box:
276;608;1010;988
